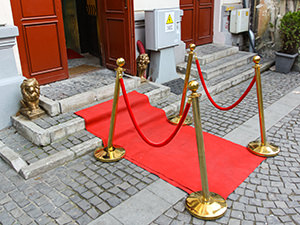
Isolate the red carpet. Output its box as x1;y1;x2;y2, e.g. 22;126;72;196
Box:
76;91;265;199
67;48;83;59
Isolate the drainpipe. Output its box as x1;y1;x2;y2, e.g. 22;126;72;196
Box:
245;0;259;54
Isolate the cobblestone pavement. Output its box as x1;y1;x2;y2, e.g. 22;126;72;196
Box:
0;70;300;224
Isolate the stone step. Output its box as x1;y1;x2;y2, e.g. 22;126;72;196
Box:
12;80;171;146
185;44;239;65
177;51;256;80
40;73;141;116
161;60;274;117
0;128;102;179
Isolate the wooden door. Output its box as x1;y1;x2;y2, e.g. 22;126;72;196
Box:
98;0;136;75
180;0;214;46
11;0;68;85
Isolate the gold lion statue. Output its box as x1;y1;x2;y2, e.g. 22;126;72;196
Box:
137;53;150;82
20;78;45;119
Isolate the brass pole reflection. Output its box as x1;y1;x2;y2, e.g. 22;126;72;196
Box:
254;56;267;145
189;81;210;200
94;58;126;162
168;44;195;125
107;61;123;149
247;56;280;157
185;81;227;220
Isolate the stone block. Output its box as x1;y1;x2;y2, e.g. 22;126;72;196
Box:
12;115;50;146
39;96;60;116
0;143;27;172
70;137;102;157
48;117;85;143
59;91;96;113
20;150;75;179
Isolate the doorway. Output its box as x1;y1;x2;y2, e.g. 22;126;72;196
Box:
62;0;102;66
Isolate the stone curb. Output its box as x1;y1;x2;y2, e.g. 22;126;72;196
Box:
70;137;102;157
18;137;102;179
12;116;85;146
0;141;28;172
19;150;75;179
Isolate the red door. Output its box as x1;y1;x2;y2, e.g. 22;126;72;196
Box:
98;0;136;75
180;0;214;46
11;0;68;85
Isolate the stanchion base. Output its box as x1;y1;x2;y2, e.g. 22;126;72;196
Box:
185;191;227;220
247;141;280;157
94;146;125;162
168;114;193;125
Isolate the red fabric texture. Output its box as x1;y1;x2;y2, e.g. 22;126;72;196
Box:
120;78;191;147
67;48;83;59
75;91;265;199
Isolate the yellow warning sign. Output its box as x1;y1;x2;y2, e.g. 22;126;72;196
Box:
166;14;173;24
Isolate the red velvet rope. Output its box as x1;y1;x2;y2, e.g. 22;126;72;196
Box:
195;59;256;111
119;78;191;147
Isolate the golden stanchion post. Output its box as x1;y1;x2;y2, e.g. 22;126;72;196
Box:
168;44;195;125
185;80;227;220
247;56;280;157
94;58;126;162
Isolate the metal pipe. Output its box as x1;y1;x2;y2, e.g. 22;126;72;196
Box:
188;81;210;200
179;44;195;116
107;59;124;149
253;56;266;145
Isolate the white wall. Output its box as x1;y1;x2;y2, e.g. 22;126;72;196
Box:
0;0;22;76
134;0;179;11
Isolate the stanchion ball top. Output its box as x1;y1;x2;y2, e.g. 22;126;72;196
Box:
116;58;125;67
253;55;261;64
188;80;199;92
189;44;196;51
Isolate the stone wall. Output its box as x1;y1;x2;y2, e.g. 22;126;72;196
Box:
252;0;300;58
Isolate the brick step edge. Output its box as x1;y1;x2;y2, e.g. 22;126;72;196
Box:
0;137;102;179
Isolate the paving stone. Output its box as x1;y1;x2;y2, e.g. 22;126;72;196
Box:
86;207;99;220
155;214;173;225
56;213;73;225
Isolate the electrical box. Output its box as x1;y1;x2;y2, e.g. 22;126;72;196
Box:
230;8;250;34
145;8;183;51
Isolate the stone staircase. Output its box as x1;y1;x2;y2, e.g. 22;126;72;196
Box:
0;44;273;179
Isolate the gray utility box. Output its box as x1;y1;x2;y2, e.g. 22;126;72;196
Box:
145;8;182;51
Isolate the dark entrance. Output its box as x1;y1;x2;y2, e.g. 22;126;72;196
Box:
62;0;101;60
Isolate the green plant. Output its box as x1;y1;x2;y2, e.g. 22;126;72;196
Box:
279;11;300;54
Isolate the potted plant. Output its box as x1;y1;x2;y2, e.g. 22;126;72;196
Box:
275;10;300;73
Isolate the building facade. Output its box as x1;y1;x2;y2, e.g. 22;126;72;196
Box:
1;0;251;129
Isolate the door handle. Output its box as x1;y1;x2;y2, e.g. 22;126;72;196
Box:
124;0;127;9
